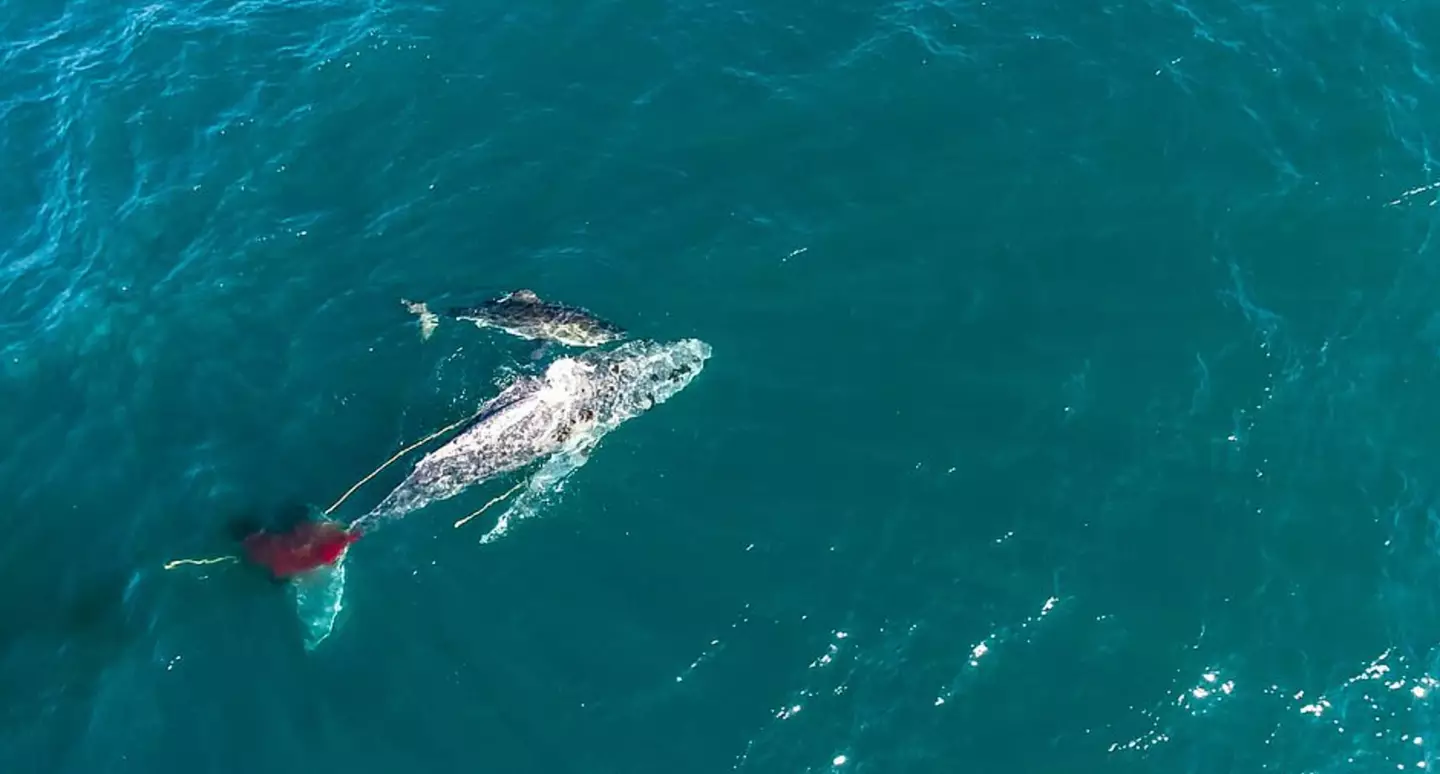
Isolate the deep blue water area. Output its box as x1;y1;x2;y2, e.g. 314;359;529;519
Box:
8;0;1440;772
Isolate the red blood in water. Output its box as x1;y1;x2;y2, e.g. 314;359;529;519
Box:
242;521;360;579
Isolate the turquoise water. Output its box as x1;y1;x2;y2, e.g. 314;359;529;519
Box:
6;0;1440;770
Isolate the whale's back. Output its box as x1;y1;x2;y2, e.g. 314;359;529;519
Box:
354;340;710;530
359;369;589;525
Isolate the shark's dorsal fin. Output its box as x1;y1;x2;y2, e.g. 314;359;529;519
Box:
510;289;541;304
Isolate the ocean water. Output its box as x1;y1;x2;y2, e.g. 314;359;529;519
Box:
5;0;1440;771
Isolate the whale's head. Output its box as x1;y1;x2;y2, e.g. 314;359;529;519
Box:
578;339;712;422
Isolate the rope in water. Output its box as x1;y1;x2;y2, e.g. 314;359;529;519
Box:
323;410;481;516
163;408;482;571
453;480;527;529
162;556;239;571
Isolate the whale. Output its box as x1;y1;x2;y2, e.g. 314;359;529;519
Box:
403;289;625;348
357;337;710;528
293;338;711;648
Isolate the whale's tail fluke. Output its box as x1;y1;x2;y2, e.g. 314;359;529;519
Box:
291;555;349;651
239;518;360;650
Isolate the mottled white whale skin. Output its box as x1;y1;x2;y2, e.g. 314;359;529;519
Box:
358;338;711;526
404;289;626;348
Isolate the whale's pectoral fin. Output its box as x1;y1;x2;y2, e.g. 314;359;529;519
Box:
290;550;349;651
477;445;595;545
